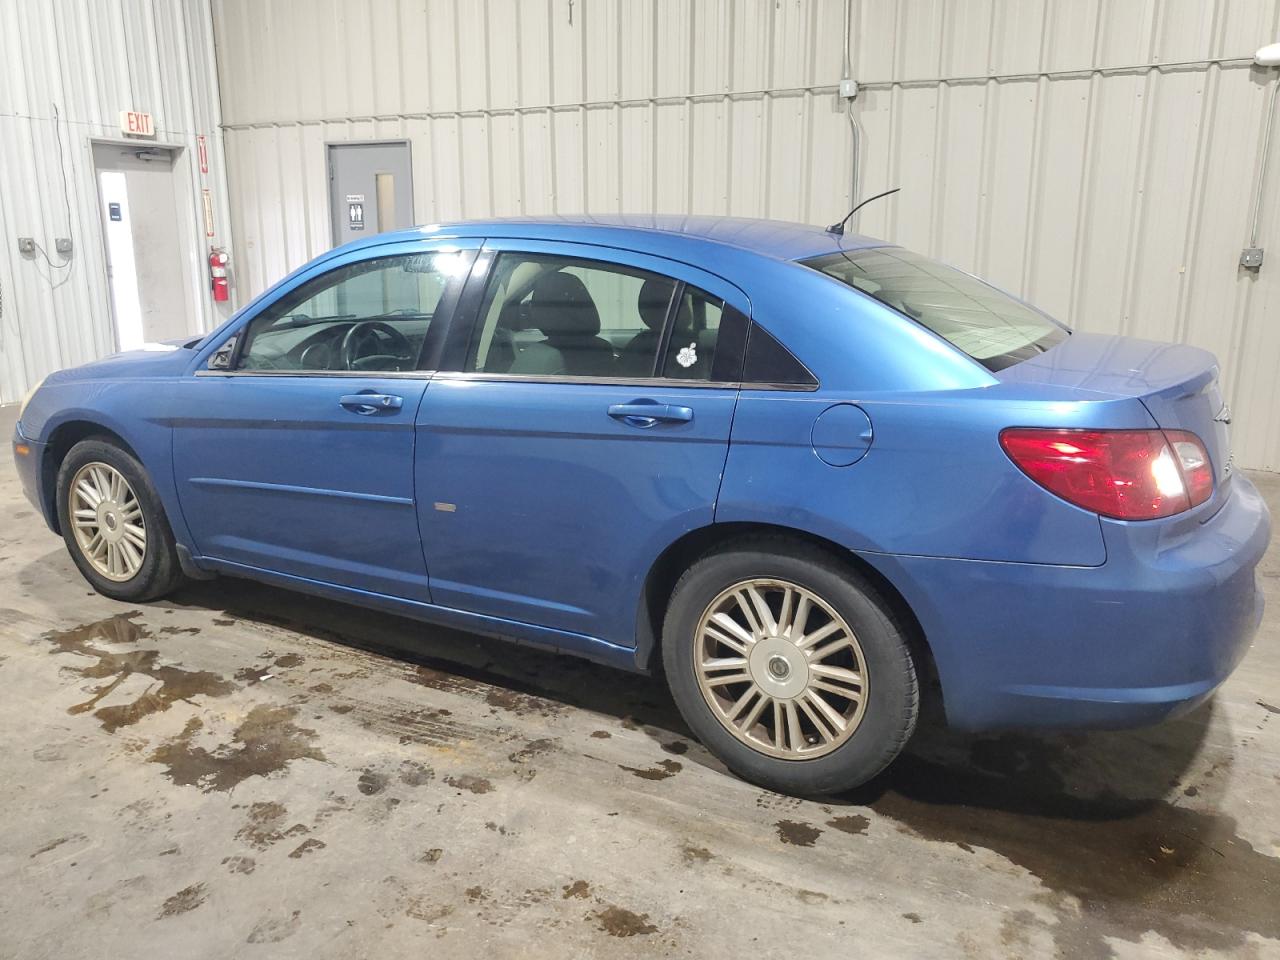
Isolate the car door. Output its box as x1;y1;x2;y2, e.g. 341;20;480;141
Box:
415;240;749;648
172;240;478;600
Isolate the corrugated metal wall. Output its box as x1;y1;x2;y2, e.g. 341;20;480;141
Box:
214;0;1280;469
0;0;234;404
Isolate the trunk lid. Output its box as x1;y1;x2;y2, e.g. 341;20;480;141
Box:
998;332;1233;488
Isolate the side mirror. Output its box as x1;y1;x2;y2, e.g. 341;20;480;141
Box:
208;335;237;370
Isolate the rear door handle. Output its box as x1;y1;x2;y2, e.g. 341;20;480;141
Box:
607;402;694;428
339;393;403;415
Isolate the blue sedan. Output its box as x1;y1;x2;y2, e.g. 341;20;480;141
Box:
12;216;1271;795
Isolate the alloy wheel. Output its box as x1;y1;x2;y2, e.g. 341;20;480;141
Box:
693;578;869;760
68;461;147;582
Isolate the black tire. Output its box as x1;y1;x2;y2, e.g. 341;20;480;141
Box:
56;437;186;602
662;538;918;796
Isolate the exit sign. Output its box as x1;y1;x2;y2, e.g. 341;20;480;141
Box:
120;111;155;138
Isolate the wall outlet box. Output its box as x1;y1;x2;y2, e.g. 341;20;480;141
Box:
1240;247;1264;269
55;237;73;255
17;237;35;256
839;78;859;99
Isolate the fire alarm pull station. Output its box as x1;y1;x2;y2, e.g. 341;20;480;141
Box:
347;194;365;231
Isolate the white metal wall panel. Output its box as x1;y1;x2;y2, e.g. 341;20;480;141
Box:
213;0;1280;468
0;0;234;404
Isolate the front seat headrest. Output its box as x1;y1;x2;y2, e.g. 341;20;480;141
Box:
637;278;672;332
529;271;601;338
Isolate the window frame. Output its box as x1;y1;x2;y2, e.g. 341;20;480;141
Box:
436;239;773;389
192;240;480;379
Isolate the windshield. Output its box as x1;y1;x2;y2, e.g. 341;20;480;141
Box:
802;247;1068;371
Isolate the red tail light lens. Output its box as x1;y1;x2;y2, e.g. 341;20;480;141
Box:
999;428;1213;520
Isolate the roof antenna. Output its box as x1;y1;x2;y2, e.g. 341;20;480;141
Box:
826;187;901;236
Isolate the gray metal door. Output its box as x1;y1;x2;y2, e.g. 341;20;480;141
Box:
328;141;414;247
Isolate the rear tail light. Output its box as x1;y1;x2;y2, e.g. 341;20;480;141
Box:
999;428;1213;520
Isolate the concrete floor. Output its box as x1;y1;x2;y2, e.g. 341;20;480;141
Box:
1;406;1278;960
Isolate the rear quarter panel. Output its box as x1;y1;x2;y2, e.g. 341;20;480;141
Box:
717;385;1166;566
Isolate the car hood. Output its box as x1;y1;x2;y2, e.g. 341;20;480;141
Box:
45;342;196;385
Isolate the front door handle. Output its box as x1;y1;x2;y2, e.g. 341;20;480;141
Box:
607;401;694;428
339;393;403;415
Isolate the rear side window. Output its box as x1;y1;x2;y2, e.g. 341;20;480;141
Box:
802;248;1067;372
465;252;731;381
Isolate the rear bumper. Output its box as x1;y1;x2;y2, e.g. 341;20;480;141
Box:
863;474;1271;729
12;420;53;530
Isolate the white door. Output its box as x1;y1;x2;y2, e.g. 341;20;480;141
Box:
93;144;193;349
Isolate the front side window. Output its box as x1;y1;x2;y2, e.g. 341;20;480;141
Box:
233;252;465;372
466;252;726;380
803;247;1067;372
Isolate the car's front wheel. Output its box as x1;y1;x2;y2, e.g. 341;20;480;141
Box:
56;438;185;602
662;540;918;795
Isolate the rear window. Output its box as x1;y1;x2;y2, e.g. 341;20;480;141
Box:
802;247;1067;371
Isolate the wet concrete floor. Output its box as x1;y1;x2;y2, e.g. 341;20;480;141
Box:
0;406;1277;958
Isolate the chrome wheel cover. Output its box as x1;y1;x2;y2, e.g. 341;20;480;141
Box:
68;462;147;582
693;578;868;760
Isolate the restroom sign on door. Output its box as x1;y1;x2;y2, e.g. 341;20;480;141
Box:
347;194;365;231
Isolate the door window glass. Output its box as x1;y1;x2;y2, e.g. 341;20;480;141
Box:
466;252;726;380
234;252;464;372
659;287;722;380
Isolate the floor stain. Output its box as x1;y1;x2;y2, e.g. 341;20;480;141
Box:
680;842;713;865
409;662;564;719
618;759;682;781
509;737;556;763
358;769;390;795
288;838;326;859
562;879;591;899
222;855;256;874
399;760;435;786
826;814;870;836
1258;700;1280;715
406;899;454;923
594;905;658;938
776;820;822;847
30;833;86;858
444;774;493;794
149;705;325;792
159;626;201;637
417;848;443;864
273;653;304;669
863;736;1280;958
590;730;612;739
246;910;302;944
232;802;309;849
660;740;689;755
43;613;234;732
158;883;206;918
903;912;923;924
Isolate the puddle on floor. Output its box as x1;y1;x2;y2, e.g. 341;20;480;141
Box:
43;613;234;732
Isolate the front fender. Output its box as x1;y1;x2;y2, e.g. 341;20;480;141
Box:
22;380;194;553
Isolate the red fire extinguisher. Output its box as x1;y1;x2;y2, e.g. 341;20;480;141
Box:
209;247;230;302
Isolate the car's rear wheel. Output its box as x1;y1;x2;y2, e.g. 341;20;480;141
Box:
663;540;918;795
56;438;185;602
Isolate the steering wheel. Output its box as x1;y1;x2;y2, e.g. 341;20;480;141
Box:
339;320;414;371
